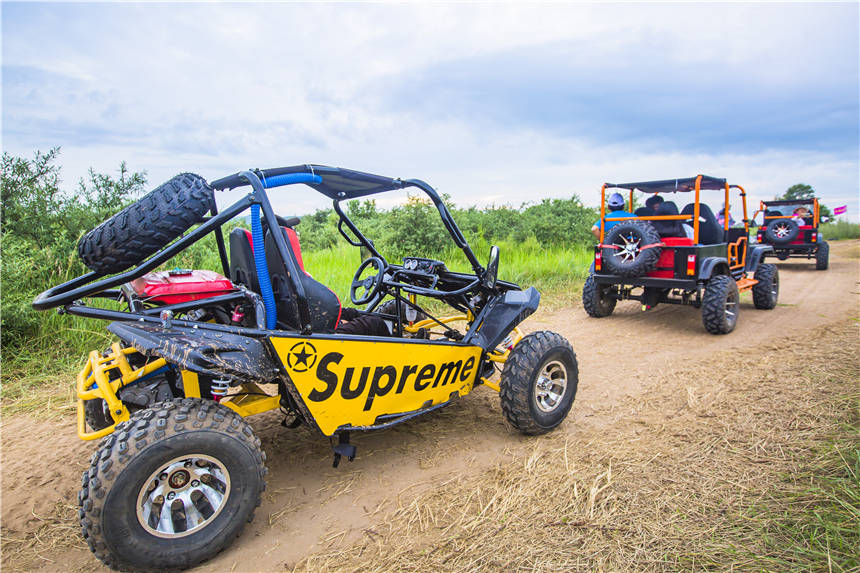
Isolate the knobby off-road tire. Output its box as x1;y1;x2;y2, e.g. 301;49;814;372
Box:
78;174;215;275
701;275;740;334
582;275;616;318
601;220;662;278
752;263;779;310
816;241;829;270
79;398;267;572
500;331;578;435
764;218;800;244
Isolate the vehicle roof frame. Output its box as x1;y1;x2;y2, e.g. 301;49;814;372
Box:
34;165;487;335
597;174;750;245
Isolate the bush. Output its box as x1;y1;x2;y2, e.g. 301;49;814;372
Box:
1;149;146;351
820;220;860;241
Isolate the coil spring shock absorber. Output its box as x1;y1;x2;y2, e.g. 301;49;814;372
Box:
210;378;230;401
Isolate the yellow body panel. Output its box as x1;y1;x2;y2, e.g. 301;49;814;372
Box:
269;336;483;435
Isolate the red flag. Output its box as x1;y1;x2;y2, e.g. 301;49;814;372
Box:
833;205;847;215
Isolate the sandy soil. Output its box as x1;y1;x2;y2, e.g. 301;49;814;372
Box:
2;241;858;572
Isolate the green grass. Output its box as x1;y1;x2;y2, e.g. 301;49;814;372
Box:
1;237;590;413
302;237;593;303
742;404;860;571
821;220;860;241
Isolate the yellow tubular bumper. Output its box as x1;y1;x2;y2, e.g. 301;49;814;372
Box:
76;343;167;441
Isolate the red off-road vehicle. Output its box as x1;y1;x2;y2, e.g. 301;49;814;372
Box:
753;198;829;270
582;175;778;334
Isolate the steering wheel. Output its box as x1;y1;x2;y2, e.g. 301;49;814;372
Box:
350;257;385;305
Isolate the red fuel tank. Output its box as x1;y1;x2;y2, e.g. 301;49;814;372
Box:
129;269;235;305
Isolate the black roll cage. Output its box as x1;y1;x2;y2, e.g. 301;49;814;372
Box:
33;165;491;334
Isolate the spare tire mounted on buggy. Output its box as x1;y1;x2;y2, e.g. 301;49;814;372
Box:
600;220;662;278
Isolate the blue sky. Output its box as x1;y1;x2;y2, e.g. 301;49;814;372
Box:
2;2;858;219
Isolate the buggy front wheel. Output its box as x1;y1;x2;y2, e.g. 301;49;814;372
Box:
499;331;578;435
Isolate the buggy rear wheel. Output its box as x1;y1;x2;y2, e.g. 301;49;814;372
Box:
701;275;739;334
752;263;779;310
79;398;266;572
499;331;578;435
816;241;829;270
582;275;616;317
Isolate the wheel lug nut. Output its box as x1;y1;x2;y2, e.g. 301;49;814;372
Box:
167;492;175;500
160;473;168;480
191;480;200;487
184;461;192;468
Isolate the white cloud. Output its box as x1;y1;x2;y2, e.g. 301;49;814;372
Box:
2;2;857;221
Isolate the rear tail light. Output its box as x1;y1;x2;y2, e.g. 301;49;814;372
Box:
756;233;762;242
595;251;602;271
811;233;817;242
686;254;696;276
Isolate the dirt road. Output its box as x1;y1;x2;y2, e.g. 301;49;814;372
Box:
2;241;858;572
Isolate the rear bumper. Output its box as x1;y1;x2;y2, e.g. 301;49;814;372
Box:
591;274;699;290
766;243;819;253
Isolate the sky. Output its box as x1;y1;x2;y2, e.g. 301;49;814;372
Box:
2;2;858;220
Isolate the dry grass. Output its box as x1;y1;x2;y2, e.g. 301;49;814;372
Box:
294;321;860;572
0;501;85;569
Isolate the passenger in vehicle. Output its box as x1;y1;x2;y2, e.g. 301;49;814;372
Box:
793;206;810;224
591;192;637;239
716;204;735;227
645;195;664;213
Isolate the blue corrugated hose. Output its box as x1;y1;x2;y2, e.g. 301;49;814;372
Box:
250;203;276;329
251;172;322;330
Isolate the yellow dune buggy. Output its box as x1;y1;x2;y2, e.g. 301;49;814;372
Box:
34;165;578;572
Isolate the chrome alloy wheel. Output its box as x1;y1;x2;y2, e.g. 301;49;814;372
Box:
534;360;568;413
771;271;779;300
612;233;641;262
773;222;791;239
136;454;231;538
724;286;739;328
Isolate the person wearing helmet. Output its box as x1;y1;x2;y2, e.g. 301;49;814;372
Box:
591;192;637;239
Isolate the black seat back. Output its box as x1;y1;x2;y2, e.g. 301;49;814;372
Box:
681;203;723;244
229;228;259;292
264;228;341;332
652;201;684;238
634;207;652;217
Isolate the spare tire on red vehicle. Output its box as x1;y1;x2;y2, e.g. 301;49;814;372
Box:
764;218;800;244
600;220;663;278
78;173;215;275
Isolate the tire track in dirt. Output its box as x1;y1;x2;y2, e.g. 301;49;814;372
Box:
2;241;857;572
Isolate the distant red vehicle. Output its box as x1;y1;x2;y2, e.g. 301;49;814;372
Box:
753;198;829;270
